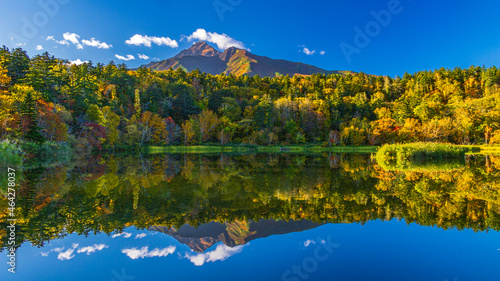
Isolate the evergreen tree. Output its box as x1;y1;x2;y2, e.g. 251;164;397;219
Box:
21;91;45;144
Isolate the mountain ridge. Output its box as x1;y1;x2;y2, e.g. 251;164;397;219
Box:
174;41;221;58
142;41;354;77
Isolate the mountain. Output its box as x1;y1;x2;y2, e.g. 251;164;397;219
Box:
149;219;323;253
142;41;354;77
174;41;221;58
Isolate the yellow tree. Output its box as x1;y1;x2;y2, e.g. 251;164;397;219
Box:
397;118;421;143
102;106;120;147
181;120;195;145
420;117;455;142
268;132;278;146
341;126;366;146
340;118;368;146
194;109;220;143
368;118;397;145
464;77;482;98
0;65;9;88
490;130;500;144
0;65;12;139
138;111;167;146
124;116;140;146
134;89;141;118
148;113;168;145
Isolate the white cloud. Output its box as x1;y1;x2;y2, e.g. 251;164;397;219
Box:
137;54;150;60
135;233;147;239
185;244;246;266
125;34;178;48
42;243;108;258
122;246;176;260
184;29;248;51
63;32;83;49
57;249;76;260
16;42;26;47
52;247;65;253
112;232;133;238
48;34;111;50
47;33;83;48
36;45;43;50
302;47;316;55
69;59;88;65
299;45;320;56
77;244;109;255
304;240;316;247
115;54;135;61
82;38;113;49
56;39;70;46
57;243;79;261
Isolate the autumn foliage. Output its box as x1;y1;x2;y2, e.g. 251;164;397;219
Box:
1;46;500;149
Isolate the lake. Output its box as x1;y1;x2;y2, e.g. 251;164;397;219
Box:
1;153;500;281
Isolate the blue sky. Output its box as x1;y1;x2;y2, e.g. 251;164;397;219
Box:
1;0;500;76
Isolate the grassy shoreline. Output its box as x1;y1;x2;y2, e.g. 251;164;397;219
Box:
461;145;500;154
147;144;500;155
2;141;498;168
378;142;468;160
147;145;378;154
145;143;500;154
375;142;469;172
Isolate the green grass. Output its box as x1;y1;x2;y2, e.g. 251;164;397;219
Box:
147;145;378;154
377;142;467;161
147;146;253;154
376;142;468;171
149;144;498;155
377;158;466;172
256;146;376;153
461;145;500;155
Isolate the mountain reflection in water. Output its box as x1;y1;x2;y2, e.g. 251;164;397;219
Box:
150;219;323;253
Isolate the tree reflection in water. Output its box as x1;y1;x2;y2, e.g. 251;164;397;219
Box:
1;153;499;251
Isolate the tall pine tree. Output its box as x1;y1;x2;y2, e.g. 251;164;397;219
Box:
21;91;45;144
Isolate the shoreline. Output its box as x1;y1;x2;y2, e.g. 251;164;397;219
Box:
146;144;500;155
146;145;378;154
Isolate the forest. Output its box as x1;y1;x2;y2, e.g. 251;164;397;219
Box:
1;47;500;158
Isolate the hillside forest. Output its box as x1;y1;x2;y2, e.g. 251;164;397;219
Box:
1;47;500;153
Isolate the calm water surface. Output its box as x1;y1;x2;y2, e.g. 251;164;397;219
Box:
1;153;500;281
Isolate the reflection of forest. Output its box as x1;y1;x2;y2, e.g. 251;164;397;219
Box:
1;153;500;250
